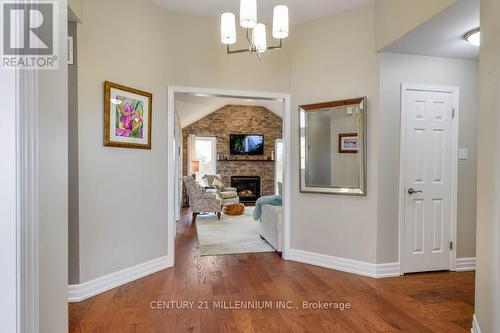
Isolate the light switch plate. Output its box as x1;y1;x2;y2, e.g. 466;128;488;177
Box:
459;148;468;160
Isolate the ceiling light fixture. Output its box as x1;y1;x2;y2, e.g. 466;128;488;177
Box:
220;0;289;61
465;27;480;46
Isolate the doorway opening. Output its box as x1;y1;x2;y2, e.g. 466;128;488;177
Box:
167;87;291;266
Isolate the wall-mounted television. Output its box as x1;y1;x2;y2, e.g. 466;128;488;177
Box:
230;134;264;155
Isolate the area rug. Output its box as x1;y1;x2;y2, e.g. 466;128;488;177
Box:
196;207;274;256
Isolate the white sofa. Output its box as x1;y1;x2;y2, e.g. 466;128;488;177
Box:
260;204;283;252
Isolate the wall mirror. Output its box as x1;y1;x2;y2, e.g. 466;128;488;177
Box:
299;97;367;195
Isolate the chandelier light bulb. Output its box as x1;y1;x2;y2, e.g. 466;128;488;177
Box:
221;13;237;45
240;0;257;28
272;5;289;39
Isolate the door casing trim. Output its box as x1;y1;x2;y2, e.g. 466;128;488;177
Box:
167;86;291;267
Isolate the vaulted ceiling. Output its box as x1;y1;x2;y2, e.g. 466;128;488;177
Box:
152;0;373;25
175;93;283;128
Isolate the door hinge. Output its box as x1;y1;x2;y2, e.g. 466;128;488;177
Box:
452;108;455;119
449;241;453;250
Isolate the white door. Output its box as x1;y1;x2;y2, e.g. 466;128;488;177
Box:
402;86;457;273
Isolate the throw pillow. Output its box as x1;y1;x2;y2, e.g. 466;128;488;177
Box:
212;178;224;189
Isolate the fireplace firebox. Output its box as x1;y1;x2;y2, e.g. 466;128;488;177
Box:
231;176;261;203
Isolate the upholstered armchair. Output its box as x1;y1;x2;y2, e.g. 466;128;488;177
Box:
202;174;240;205
183;176;222;221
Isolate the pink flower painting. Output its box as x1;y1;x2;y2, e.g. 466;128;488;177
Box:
115;96;144;138
105;81;152;149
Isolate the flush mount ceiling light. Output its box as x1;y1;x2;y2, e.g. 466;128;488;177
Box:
220;0;289;61
465;27;480;46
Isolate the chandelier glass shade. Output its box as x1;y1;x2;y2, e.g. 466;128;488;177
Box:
240;0;257;29
221;12;237;45
272;5;289;39
252;23;267;52
220;0;289;60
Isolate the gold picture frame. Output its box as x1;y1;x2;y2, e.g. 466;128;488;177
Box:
104;81;152;149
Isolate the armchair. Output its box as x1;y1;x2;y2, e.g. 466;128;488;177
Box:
183;176;222;221
202;174;240;205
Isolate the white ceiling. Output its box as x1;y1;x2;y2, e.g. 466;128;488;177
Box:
153;0;373;25
383;0;480;60
175;93;283;128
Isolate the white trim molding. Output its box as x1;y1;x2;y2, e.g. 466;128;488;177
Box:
455;257;476;272
68;256;170;302
287;249;400;278
0;12;40;332
471;314;481;333
17;68;40;333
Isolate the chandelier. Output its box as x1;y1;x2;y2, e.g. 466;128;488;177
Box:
220;0;289;60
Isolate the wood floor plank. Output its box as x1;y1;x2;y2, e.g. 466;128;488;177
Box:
69;207;475;332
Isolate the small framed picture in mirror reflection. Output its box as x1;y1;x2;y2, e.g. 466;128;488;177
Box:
338;133;358;153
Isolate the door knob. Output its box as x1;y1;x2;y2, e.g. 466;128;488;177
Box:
408;188;423;195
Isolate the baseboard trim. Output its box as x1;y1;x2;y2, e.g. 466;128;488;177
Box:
471;314;481;333
287;249;400;278
67;254;473;302
456;257;476;272
68;256;172;302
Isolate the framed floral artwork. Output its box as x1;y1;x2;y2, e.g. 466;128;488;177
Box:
104;81;152;149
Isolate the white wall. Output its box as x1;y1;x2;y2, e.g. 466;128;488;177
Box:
474;0;500;331
378;53;478;262
290;4;478;265
165;11;291;92
39;1;68;331
75;0;479;288
76;0;290;284
78;0;170;283
291;4;380;263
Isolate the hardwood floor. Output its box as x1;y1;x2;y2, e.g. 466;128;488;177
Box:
69;208;475;332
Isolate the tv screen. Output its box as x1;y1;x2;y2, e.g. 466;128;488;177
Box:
230;134;264;155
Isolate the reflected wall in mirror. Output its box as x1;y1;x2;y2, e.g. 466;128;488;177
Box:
299;97;367;195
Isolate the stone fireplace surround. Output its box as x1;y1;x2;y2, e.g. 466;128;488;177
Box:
182;105;283;199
